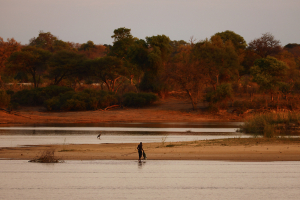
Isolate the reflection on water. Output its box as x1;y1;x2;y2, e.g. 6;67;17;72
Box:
0;160;299;200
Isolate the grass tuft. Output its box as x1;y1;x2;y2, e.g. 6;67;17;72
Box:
241;112;300;137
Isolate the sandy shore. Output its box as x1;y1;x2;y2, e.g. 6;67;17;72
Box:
1;138;300;162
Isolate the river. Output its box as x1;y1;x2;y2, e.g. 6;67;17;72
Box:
0;160;299;200
1;122;299;200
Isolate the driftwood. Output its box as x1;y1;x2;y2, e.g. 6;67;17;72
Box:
97;105;120;111
29;149;63;163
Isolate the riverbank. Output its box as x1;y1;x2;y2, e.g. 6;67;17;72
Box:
1;138;299;162
0;97;246;125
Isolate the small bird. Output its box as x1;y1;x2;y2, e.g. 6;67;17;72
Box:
97;133;101;139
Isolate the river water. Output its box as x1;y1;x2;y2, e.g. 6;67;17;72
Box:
0;122;245;147
1;123;299;199
0;160;299;200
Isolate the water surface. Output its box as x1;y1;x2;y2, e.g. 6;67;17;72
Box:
0;122;246;147
0;160;299;200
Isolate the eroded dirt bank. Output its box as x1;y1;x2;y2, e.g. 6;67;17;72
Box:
0;98;244;125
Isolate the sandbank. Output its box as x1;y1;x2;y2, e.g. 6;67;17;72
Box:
1;138;300;162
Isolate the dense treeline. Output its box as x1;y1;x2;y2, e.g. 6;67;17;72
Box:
0;28;300;112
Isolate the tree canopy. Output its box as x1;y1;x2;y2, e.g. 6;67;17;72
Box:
250;56;289;100
7;46;51;88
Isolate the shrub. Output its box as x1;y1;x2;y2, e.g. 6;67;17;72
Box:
6;90;14;96
0;90;11;107
11;85;73;106
205;83;233;103
123;92;158;107
45;89;119;111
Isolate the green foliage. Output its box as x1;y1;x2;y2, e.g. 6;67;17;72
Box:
7;46;52;88
193;35;240;87
250;56;289;94
11;85;73;106
146;35;172;62
127;39;149;70
205;83;233;103
45;89;118;111
0;90;10;107
29;31;74;52
139;72;168;93
109;27;135;58
214;30;247;50
89;56;125;92
48;50;88;85
6;90;14;96
79;41;96;51
122;92;158;107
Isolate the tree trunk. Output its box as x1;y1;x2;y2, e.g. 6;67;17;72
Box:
186;90;197;110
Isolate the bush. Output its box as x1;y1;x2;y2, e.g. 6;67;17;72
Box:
6;90;14;96
205;83;233;103
45;89;119;111
11;85;73;106
123;92;158;107
0;90;11;107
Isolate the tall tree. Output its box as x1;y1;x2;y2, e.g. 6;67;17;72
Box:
214;30;247;68
7;46;51;88
47;50;88;85
168;44;206;110
138;35;172;93
248;33;282;58
29;31;75;52
146;35;172;65
78;41;106;59
214;30;247;50
89;56;126;92
193;35;240;90
109;27;135;58
250;56;289;102
284;43;300;68
0;37;21;82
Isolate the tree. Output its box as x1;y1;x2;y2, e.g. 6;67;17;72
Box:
109;27;135;58
0;37;21;83
29;31;75;52
193;35;240;90
7;46;51;88
214;30;247;50
250;56;289;102
47;50;88;85
284;43;300;69
214;30;247;67
146;35;172;64
138;35;172;93
89;56;126;92
248;33;282;58
78;41;106;59
168;44;206;110
0;37;21;69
